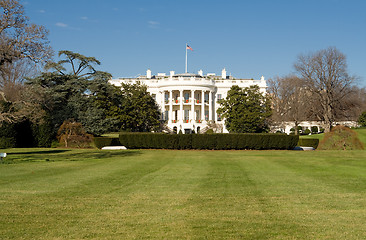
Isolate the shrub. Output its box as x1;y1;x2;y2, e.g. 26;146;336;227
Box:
298;138;319;149
304;129;311;135
205;129;214;134
0;137;16;149
311;126;318;133
358;111;366;127
33;122;54;147
0;119;54;148
317;125;364;150
94;137;121;149
57;120;93;148
119;133;299;150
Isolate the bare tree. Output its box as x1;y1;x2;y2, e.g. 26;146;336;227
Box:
0;0;51;124
335;86;366;121
294;47;355;132
0;58;37;101
268;75;310;134
0;0;52;67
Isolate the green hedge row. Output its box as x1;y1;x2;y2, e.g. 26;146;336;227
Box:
118;133;299;150
297;138;320;149
94;137;121;149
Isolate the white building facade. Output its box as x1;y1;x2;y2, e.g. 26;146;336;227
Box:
109;69;267;133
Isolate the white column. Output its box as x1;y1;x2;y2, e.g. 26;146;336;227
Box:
180;90;183;122
209;91;212;121
169;90;173;121
201;90;205;121
161;91;165;120
214;97;218;122
191;90;194;121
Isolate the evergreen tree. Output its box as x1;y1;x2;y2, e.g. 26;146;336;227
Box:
217;85;271;133
110;82;161;132
26;51;113;136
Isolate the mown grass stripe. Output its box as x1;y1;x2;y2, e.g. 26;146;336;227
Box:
1;149;366;239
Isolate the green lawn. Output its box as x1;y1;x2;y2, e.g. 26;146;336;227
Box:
1;149;366;239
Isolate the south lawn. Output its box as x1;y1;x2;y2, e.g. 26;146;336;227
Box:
1;149;366;239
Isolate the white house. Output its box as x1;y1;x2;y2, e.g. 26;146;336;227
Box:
109;69;267;133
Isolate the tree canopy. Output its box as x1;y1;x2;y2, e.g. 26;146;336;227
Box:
25;50;162;136
268;75;310;134
217;85;271;133
106;82;162;132
26;51;115;136
294;47;356;132
0;0;52;67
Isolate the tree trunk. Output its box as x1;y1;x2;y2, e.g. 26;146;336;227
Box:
294;121;299;135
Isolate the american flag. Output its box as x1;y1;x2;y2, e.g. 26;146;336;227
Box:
186;45;193;51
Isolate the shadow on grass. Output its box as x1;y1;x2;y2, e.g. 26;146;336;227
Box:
7;150;71;155
2;149;141;164
65;151;141;161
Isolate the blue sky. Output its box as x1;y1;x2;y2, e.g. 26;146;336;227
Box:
24;0;365;85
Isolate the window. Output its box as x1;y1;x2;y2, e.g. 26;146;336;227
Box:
204;93;209;103
184;92;190;101
217;94;222;102
164;110;169;121
165;93;169;102
205;110;209;121
152;94;156;101
184;110;189;120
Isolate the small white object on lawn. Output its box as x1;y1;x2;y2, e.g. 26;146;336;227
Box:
101;146;127;150
0;152;6;163
293;146;315;151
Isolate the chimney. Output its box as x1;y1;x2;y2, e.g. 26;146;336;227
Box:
146;69;152;79
221;68;227;79
170;71;175;77
198;69;203;76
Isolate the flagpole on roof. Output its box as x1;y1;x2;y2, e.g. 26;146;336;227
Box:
185;43;188;73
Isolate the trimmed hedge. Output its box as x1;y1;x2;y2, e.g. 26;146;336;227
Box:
94;137;121;149
298;138;319;149
119;133;299;150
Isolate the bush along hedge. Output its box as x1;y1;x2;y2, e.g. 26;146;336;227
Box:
119;133;299;150
0;137;16;149
0;119;54;148
94;137;121;149
297;138;320;149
